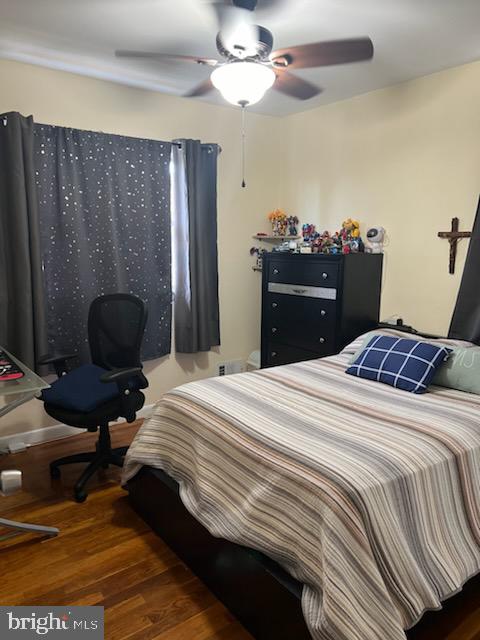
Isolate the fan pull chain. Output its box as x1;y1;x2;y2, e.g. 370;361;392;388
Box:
240;101;247;188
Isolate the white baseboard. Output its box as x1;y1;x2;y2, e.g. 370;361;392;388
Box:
0;403;154;452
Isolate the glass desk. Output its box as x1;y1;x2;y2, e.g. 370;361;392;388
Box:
0;348;59;539
0;348;50;417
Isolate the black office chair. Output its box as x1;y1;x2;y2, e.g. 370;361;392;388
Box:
38;294;148;502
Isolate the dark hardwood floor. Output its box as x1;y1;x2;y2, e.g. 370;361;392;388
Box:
0;422;250;640
0;422;479;640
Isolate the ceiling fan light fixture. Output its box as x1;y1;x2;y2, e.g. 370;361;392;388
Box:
210;61;275;106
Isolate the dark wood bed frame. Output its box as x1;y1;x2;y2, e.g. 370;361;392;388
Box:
127;465;480;640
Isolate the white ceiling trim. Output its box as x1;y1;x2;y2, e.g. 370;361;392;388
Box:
0;40;181;96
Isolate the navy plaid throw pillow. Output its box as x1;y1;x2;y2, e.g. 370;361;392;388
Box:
346;335;451;394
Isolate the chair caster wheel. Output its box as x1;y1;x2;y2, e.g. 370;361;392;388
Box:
50;466;61;479
74;490;87;503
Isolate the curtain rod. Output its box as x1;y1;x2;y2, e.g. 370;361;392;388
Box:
2;114;222;153
30;115;222;153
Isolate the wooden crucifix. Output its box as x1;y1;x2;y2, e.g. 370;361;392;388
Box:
437;217;472;274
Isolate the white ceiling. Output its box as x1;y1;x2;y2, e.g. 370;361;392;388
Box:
1;0;480;117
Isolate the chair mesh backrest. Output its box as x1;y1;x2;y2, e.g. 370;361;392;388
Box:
88;294;148;370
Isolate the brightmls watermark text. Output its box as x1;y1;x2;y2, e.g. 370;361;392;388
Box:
0;607;104;639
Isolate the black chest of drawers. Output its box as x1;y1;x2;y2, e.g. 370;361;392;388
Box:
261;253;383;368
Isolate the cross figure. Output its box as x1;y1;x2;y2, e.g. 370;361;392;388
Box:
437;217;471;274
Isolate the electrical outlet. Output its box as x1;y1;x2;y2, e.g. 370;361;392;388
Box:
218;360;244;376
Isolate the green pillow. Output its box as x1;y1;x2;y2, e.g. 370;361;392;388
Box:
348;331;376;363
349;332;480;395
433;346;480;394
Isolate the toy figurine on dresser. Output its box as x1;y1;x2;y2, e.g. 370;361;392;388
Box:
365;227;386;253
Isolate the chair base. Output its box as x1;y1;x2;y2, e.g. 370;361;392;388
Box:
50;424;128;503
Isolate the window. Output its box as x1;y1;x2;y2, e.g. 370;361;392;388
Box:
34;125;172;362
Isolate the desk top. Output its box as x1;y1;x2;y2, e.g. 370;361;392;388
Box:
0;348;49;398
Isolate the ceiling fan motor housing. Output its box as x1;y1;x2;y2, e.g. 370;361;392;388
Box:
216;25;273;61
232;0;258;10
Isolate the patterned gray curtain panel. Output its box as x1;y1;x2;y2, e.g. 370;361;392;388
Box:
0;112;48;370
34;124;172;362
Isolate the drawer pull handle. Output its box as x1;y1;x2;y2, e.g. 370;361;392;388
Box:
271;327;278;333
319;337;326;344
320;310;326;317
293;288;307;294
271;351;277;357
273;268;279;275
272;302;278;308
322;272;328;280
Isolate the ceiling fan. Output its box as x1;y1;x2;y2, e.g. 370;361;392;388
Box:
115;0;374;107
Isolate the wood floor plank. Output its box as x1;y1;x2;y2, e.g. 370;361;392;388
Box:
0;420;479;640
150;602;235;640
205;623;252;640
447;608;480;640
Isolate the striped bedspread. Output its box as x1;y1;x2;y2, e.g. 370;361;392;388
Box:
123;330;480;640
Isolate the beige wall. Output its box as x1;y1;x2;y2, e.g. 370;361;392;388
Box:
0;58;283;437
2;57;480;437
281;60;480;335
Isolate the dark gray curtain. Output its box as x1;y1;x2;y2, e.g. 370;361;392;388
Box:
34;124;172;363
449;195;480;344
173;139;220;353
0;112;48;369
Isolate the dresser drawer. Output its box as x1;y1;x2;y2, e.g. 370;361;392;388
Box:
267;294;337;328
263;342;323;368
266;326;335;353
267;259;339;287
267;282;337;301
266;294;336;351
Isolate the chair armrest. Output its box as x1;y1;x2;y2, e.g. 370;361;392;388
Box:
101;367;148;423
100;367;142;384
37;352;77;378
101;367;148;400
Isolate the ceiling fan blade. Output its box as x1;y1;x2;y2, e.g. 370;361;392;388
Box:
271;38;374;69
115;50;219;66
273;71;322;100
185;78;215;97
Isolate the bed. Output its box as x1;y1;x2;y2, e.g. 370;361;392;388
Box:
123;329;480;640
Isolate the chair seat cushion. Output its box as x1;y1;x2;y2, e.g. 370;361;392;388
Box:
44;390;145;429
41;364;122;413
